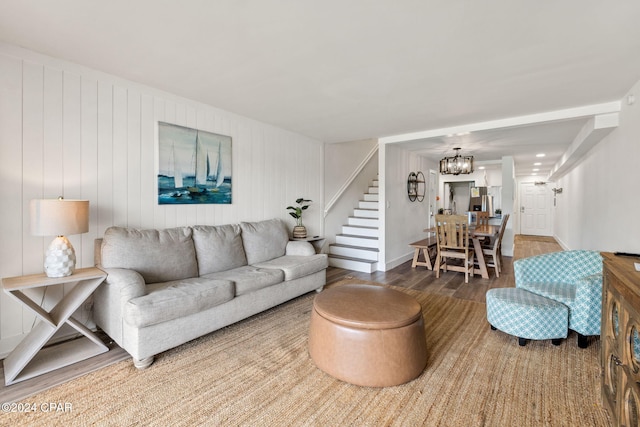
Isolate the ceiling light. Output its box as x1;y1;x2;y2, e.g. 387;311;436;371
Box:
439;148;474;175
534;162;541;166
533;168;539;172
536;153;546;157
478;166;486;170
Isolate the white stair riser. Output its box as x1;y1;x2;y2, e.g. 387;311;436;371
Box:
363;194;379;202
347;217;379;227
328;257;377;273
353;209;378;218
329;246;378;261
342;226;379;237
372;180;379;187
368;187;379;194
336;235;379;248
358;201;378;210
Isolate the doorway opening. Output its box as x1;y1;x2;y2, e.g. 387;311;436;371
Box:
443;181;473;214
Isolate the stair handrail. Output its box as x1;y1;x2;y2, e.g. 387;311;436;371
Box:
324;144;379;217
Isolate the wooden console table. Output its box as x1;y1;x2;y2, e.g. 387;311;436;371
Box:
1;267;108;385
601;252;640;426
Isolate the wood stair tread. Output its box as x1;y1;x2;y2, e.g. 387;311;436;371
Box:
329;243;379;252
328;254;377;264
337;234;378;240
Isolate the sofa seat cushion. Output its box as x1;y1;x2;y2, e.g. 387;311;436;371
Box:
253;254;328;281
101;226;198;284
192;224;247;275
201;266;284;296
516;282;576;306
124;278;234;328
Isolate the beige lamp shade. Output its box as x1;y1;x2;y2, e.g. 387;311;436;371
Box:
30;199;89;237
30;198;90;277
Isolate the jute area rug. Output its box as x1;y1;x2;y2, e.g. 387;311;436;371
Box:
3;279;610;427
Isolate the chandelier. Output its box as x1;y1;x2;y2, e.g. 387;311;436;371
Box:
439;147;474;175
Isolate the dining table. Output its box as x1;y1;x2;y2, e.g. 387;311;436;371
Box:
423;223;499;279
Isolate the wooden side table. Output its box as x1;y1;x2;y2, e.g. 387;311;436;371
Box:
601;252;640;425
1;267;108;385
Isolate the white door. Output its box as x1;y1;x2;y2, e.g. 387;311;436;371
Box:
519;182;553;236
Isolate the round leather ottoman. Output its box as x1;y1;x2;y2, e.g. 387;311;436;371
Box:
308;284;427;387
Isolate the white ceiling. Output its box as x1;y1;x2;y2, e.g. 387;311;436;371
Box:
1;1;640;176
397;117;591;174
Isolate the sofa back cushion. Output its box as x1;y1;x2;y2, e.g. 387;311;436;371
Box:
101;226;198;283
192;224;247;275
514;250;602;284
240;219;289;265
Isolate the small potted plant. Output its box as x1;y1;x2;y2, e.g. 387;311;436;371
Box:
287;198;312;238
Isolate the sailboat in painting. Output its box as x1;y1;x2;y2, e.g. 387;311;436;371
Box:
172;145;183;189
215;142;224;187
188;132;208;194
166;143;183;197
188;132;225;194
208;142;224;190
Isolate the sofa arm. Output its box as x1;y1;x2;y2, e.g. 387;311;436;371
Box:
572;273;603;336
101;268;147;300
286;240;316;256
93;268;146;345
514;258;541;286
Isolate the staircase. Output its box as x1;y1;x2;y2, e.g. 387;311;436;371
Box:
327;177;380;273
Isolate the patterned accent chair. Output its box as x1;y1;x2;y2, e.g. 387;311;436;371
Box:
514;250;603;348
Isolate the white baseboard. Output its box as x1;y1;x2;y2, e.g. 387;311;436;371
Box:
554;235;570;250
381;251;414;272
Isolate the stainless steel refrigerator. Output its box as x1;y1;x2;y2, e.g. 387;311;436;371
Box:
469;187;493;213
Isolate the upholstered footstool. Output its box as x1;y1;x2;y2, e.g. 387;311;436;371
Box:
308;284;427;387
486;287;569;346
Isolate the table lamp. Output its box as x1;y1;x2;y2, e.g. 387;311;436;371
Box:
30;197;90;278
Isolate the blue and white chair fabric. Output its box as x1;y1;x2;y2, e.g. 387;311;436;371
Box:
513;250;603;347
486;288;568;345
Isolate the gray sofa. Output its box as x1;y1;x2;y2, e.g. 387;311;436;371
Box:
93;218;327;368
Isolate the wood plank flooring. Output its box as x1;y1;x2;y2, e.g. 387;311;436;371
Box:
327;234;562;303
1;235;560;402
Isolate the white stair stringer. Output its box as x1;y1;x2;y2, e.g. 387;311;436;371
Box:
328;176;380;273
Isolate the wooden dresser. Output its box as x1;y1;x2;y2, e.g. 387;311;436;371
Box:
601;252;640;426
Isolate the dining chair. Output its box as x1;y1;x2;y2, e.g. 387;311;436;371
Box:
478;214;510;277
474;211;490;243
475;211;490;226
434;214;475;283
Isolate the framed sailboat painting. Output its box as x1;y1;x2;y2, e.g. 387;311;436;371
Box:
157;122;232;204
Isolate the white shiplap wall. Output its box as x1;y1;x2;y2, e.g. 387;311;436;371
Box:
0;44;324;355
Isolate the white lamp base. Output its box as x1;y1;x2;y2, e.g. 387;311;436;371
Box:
44;236;76;278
